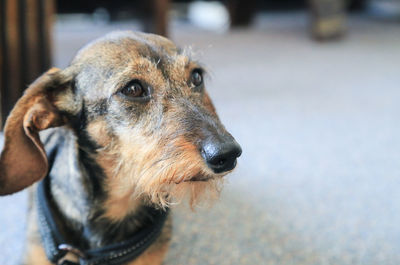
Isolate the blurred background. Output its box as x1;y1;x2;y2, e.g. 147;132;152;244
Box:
1;0;400;264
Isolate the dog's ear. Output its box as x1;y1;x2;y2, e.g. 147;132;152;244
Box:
0;68;70;195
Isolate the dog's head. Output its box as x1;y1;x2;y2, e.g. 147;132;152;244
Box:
0;31;241;218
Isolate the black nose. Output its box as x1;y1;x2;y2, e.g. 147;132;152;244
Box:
201;138;242;173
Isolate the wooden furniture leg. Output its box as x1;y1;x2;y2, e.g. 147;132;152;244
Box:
0;0;54;128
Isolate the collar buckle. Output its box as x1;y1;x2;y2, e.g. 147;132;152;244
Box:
58;243;87;262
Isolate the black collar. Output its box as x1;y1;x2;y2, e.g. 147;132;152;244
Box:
36;176;169;265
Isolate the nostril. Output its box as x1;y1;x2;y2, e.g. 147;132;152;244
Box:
209;156;226;167
201;140;242;174
217;158;226;166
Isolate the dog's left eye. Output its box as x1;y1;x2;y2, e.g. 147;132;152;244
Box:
191;69;203;87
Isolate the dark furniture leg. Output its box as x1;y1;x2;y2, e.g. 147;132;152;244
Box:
142;0;169;37
227;0;257;27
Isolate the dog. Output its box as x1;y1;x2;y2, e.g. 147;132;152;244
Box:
0;31;241;265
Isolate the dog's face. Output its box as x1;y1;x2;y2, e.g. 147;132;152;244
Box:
0;31;241;219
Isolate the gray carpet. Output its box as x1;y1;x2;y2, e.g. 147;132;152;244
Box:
1;12;400;265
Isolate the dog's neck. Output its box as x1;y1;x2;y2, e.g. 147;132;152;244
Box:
42;127;151;249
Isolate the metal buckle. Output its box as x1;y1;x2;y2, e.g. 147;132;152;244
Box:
58;243;87;259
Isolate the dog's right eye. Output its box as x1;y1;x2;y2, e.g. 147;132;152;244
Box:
121;81;144;97
117;80;151;102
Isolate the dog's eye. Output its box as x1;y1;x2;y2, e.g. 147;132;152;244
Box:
191;69;203;87
120;81;145;98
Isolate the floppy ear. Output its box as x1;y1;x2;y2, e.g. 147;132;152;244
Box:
0;68;69;195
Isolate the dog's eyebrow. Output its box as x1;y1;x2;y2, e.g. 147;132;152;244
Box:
193;61;208;73
185;59;209;76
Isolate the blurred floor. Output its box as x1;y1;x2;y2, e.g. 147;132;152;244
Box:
1;12;400;265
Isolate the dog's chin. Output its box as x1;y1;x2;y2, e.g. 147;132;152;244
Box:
185;172;227;182
148;172;225;209
185;174;215;182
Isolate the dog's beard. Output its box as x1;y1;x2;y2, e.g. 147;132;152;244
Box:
145;178;224;209
98;133;225;210
121;148;225;209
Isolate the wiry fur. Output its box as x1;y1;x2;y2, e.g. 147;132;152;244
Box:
98;129;226;209
0;31;240;265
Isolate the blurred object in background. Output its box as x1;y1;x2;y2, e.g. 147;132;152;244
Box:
57;0;170;36
227;0;257;27
0;0;54;128
367;0;400;19
188;1;230;31
308;0;347;40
